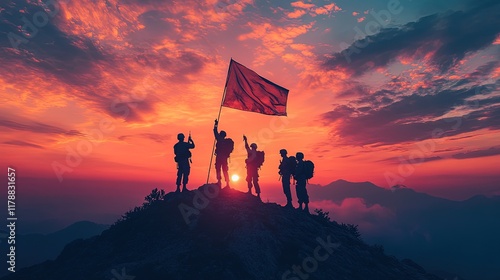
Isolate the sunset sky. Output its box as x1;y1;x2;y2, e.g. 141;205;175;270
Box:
1;0;499;227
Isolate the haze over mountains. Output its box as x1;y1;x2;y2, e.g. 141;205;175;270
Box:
307;180;500;280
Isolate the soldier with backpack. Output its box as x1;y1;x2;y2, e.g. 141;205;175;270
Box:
243;135;264;198
214;119;234;188
294;152;314;214
173;132;195;193
278;149;295;208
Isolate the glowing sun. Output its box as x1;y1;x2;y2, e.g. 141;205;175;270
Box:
231;174;240;182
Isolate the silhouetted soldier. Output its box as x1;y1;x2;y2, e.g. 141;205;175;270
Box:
174;133;195;192
279;149;295;208
214;119;233;188
294;152;310;213
243;135;264;198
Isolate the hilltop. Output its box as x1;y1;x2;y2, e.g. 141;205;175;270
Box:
1;184;442;280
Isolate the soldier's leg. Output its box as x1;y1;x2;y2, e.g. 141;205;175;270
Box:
297;180;307;210
175;164;182;192
283;175;292;204
253;169;260;194
222;158;230;186
303;184;309;204
215;158;222;185
182;163;190;191
295;184;301;203
246;167;253;192
303;184;310;213
302;181;309;213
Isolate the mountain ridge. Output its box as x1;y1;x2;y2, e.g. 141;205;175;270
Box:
0;221;109;277
1;184;442;280
306;180;500;280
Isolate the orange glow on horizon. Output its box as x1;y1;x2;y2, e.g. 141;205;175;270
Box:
1;0;499;202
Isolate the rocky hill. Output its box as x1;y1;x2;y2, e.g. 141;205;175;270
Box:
1;184;442;280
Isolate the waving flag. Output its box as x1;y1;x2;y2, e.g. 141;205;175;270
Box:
222;59;289;116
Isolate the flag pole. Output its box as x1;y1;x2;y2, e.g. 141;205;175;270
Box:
206;59;232;185
206;86;228;185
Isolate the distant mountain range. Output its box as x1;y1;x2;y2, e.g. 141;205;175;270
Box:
307;180;500;280
1;184;442;280
0;221;109;277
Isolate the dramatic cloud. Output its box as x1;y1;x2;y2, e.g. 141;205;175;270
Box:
452;146;500;160
0;119;83;136
317;2;500;147
0;0;212;124
118;133;171;143
1;0;499;205
287;2;341;19
322;82;500;145
379;156;443;164
324;0;500;76
239;21;315;65
3;140;44;149
0;0;106;84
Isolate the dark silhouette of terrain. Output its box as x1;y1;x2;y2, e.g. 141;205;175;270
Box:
307;180;500;280
0;221;109;277
1;184;442;280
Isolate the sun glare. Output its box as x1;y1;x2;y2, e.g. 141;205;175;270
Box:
231;174;240;182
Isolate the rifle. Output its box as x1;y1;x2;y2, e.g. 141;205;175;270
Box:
189;131;193;163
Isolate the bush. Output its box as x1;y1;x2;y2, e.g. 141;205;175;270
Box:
144;188;166;206
115;188;166;224
314;208;331;223
341;223;361;239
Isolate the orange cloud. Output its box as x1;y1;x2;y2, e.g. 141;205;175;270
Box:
493;66;500;78
238;22;315;65
287;9;307;18
315;3;342;15
288;1;341;17
289;44;315;57
290;1;315;9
